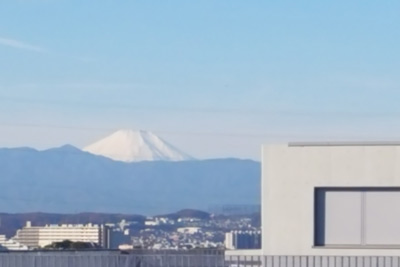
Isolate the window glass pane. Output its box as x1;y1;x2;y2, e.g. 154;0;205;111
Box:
365;191;400;245
315;190;362;245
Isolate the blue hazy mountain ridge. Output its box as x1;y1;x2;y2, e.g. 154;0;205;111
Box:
0;146;260;215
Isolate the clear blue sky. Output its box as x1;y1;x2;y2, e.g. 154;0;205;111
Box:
1;1;400;160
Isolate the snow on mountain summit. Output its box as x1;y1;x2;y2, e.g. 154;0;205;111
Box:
83;129;194;162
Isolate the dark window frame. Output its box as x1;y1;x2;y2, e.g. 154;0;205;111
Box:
314;187;400;248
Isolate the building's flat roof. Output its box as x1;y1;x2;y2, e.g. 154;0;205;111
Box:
289;141;400;147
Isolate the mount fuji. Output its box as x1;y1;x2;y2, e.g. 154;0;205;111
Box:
83;129;194;162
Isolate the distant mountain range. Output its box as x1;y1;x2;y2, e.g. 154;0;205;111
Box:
0;142;260;215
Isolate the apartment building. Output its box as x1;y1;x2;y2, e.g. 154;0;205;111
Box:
13;221;109;249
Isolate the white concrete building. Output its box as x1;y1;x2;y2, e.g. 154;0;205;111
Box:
262;142;400;256
144;218;159;226
0;235;28;250
13;221;109;248
177;227;200;234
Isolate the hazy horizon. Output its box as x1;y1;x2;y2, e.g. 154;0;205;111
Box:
1;1;400;160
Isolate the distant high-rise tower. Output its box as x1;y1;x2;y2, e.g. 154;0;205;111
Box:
225;230;261;249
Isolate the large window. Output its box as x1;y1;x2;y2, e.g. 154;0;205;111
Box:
315;188;400;247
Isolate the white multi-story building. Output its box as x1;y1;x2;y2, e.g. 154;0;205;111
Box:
0;235;28;250
177;227;200;234
13;221;109;249
262;142;400;256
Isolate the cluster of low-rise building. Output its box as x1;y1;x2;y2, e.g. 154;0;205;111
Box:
0;213;260;251
127;227;223;250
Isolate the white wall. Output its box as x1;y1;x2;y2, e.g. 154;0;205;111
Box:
262;143;400;256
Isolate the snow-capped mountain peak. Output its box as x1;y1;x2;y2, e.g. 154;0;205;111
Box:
83;129;194;162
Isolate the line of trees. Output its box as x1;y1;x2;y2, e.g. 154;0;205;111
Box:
43;240;100;250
